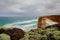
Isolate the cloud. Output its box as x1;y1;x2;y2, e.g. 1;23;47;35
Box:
0;0;60;17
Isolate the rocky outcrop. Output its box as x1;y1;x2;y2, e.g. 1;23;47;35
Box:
38;16;46;28
0;28;25;40
38;15;60;28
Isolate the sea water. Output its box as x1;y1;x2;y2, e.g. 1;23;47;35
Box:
0;17;38;31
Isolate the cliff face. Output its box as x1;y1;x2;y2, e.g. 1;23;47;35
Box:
38;15;60;28
38;16;46;28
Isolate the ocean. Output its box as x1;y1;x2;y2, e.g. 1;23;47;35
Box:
0;17;38;31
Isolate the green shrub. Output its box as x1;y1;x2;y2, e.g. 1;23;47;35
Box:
20;27;60;40
0;34;10;40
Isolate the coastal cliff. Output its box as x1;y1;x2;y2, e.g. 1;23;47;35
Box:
38;15;60;28
0;15;60;40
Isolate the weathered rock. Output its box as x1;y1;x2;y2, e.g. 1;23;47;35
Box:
0;28;25;40
38;15;60;28
0;28;5;34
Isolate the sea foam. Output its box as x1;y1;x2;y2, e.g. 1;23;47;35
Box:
3;19;38;31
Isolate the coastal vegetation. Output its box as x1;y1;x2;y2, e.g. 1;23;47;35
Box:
0;24;60;40
20;24;60;40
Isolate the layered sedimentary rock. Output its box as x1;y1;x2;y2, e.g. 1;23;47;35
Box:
0;28;25;40
38;15;60;28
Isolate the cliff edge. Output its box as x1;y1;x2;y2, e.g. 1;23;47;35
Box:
38;15;60;28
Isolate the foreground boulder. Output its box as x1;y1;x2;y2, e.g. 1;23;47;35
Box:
0;28;25;40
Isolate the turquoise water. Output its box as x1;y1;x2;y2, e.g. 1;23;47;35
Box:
0;17;38;31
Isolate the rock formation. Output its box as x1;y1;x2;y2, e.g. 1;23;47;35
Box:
0;28;25;40
38;15;60;28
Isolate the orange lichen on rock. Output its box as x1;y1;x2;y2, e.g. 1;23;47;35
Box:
38;15;60;28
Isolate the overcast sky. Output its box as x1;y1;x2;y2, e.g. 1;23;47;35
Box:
0;0;60;17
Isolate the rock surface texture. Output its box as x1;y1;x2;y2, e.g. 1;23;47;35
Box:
38;15;60;28
0;28;25;40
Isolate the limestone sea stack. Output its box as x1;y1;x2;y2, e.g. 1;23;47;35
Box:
38;15;60;28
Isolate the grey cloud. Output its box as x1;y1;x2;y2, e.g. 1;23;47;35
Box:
0;0;60;17
45;4;57;10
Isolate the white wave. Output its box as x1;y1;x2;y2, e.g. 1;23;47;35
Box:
4;23;37;31
3;19;38;31
3;19;38;26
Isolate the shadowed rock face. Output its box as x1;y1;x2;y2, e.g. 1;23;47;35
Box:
0;28;25;40
0;29;5;34
46;24;60;30
38;15;60;28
